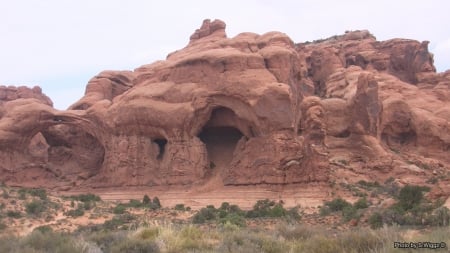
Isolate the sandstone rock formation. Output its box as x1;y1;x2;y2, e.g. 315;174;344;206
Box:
0;20;449;198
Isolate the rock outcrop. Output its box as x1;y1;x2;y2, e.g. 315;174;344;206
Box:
0;19;449;195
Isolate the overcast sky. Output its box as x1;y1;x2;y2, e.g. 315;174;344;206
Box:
1;0;449;109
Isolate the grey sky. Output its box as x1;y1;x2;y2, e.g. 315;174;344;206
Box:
1;0;449;109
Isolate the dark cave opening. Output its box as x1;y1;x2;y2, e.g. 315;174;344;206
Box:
28;125;105;174
198;126;243;168
334;129;351;138
154;138;167;160
381;127;417;149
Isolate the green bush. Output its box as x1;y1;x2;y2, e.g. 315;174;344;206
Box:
192;207;217;224
25;200;46;216
102;213;137;230
152;197;161;209
342;206;358;222
354;197;369;209
368;212;383;229
127;199;143;208
70;193;101;202
324;197;351;212
65;207;85;218
143;195;151;205
174;204;185;211
113;204;127;214
246;199;296;219
7;210;22;219
219;213;246;227
398;185;428;211
29;188;47;200
357;180;380;189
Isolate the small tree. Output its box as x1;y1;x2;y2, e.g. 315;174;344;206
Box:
398;185;426;211
152;197;161;209
143;195;151;205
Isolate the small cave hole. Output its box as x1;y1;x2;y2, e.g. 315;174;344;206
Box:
334;129;351;138
198;126;243;168
154;139;167;160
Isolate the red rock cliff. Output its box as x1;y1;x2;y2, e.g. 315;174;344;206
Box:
0;19;449;193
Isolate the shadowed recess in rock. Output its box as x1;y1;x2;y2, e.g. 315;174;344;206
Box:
153;138;167;160
198;126;243;169
28;124;105;180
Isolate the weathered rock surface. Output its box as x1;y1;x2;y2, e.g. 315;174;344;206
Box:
0;20;449;198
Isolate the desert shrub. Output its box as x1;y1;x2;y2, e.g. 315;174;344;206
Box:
381;207;408;226
70;193;101;202
278;224;315;240
324;197;351;212
357;180;380;190
88;230;128;252
397;185;428;211
246;199;297;219
353;197;369;209
299;235;342;253
138;227;160;240
103;214;136;230
430;206;450;226
7;210;22;218
143;195;151;205
247;199;276;217
127;199;143;208
339;229;385;253
218;229;288;253
28;188;47;200
65;207;85;218
382;177;400;196
113;204;127;214
342;205;359;222
219;213;246;227
111;238;160;253
152;197;161;209
192;206;217;224
368;212;383;229
25;199;46;216
176;225;209;251
21;230;83;253
0;221;6;230
174;204;185;211
33;225;53;234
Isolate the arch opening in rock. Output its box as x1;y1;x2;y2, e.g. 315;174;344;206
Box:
334;129;351;138
27;124;105;181
197;107;247;169
198;126;243;169
153;138;167;160
381;126;417;148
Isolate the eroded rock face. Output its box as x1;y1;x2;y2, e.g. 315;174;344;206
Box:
0;20;449;191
